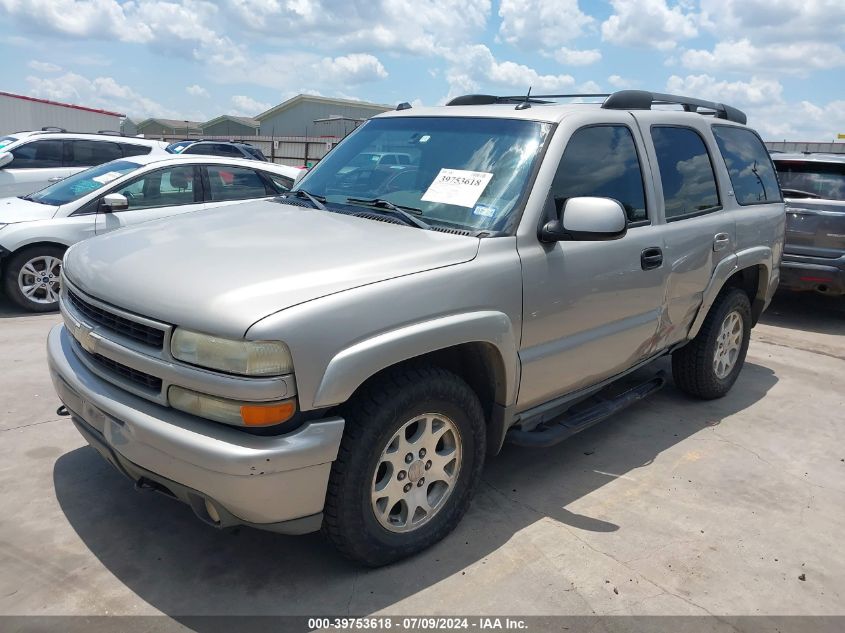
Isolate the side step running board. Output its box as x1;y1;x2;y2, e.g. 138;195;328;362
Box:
506;371;666;448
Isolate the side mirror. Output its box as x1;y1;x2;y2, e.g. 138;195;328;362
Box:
0;152;12;169
293;168;308;187
101;193;129;212
539;196;628;243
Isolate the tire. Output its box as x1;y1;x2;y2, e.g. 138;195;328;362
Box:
672;287;752;399
2;245;65;313
323;365;486;566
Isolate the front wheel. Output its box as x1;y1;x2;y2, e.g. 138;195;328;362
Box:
322;366;486;566
672;287;752;399
2;246;65;312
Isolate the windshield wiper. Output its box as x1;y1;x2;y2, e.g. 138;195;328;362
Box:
285;189;327;210
345;197;431;230
19;195;48;205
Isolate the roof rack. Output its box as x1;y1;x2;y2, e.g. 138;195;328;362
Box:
96;129;125;136
445;89;747;124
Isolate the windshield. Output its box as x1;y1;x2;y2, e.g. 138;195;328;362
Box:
294;116;551;232
27;160;140;206
0;136;18;151
775;161;845;201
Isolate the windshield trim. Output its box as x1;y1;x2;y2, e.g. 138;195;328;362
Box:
294;115;555;237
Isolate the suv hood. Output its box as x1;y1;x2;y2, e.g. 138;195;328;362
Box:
0;196;58;223
64;200;480;337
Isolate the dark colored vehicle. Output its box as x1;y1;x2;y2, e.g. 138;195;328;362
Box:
772;153;845;295
167;140;268;161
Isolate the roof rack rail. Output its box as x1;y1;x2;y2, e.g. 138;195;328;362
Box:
445;89;747;124
601;90;746;124
39;126;67;133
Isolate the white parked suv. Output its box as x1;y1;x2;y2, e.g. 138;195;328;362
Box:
0;154;301;311
0;131;170;198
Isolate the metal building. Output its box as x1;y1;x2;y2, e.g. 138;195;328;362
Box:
256;94;391;137
202;115;260;137
0;91;124;135
136;118;204;137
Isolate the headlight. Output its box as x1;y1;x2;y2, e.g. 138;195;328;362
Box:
168;386;296;427
170;329;293;376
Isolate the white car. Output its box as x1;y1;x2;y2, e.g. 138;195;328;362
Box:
0;154;301;311
0;131;170;198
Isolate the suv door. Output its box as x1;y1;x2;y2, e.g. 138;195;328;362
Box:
517;122;669;409
640;119;737;349
0;139;76;197
95;165;204;234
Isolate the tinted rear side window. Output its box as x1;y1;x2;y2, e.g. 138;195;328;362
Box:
120;143;153;157
774;161;845;201
552;125;647;222
712;126;780;204
651;126;720;220
10;140;63;168
67;140;122;167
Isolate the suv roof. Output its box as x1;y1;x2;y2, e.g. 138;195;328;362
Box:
8;130;166;147
378;89;748;126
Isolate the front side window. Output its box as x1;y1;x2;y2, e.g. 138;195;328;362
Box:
774;160;845;201
552;125;647;223
651;126;720;220
295;116;551;232
114;165;197;209
207;165;270;201
28;160;140;206
712;126;781;204
10;140;63;168
67;140;122;167
265;172;293;193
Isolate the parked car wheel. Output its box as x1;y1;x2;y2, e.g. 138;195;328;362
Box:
322;365;486;566
672;287;751;399
2;246;66;312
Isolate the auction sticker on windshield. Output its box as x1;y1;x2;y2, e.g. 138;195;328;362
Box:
422;168;493;208
92;171;124;185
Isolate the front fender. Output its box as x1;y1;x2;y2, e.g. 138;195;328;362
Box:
313;311;519;409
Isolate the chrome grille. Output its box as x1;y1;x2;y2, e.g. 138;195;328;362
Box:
67;290;165;349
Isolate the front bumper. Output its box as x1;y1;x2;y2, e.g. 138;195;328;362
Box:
47;323;345;533
779;253;845;295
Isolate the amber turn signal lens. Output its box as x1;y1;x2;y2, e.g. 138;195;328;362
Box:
240;400;296;426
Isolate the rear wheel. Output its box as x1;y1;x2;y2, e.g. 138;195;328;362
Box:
672;287;751;399
322;366;485;566
2;246;65;312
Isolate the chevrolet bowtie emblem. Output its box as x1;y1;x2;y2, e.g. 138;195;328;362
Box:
74;322;97;354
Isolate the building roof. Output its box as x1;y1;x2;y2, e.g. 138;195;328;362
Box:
0;90;124;117
255;94;392;121
137;118;204;132
203;114;260;129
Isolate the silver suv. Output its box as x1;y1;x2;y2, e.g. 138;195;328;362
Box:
47;90;785;566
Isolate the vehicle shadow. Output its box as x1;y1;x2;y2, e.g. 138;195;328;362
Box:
52;358;777;623
759;290;845;336
0;294;56;318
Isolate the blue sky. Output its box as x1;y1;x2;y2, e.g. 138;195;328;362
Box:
0;0;843;140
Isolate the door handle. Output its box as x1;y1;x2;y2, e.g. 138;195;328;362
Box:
641;247;663;270
713;233;731;252
47;176;64;182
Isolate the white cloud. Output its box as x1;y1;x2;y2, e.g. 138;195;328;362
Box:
608;74;636;88
315;54;388;84
498;0;594;49
229;95;271;116
25;71;185;119
225;0;491;56
551;47;602;66
186;84;209;98
27;60;61;72
444;45;575;99
666;74;783;106
699;0;845;45
601;0;697;50
681;39;845;75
